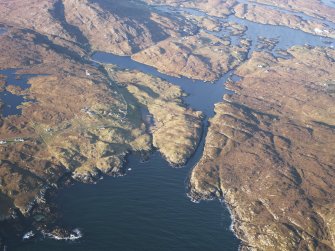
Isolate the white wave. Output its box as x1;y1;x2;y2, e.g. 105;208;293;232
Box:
22;231;35;240
42;228;83;241
186;193;200;203
219;198;237;234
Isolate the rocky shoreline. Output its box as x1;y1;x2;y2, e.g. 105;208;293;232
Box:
0;151;140;249
0;136;201;250
188;47;335;250
0;170;79;248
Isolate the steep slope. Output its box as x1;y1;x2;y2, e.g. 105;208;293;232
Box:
63;0;196;54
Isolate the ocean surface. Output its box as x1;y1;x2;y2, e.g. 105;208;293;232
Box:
14;152;240;251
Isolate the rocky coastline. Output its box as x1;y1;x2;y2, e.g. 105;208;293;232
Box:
0;0;334;250
188;47;335;250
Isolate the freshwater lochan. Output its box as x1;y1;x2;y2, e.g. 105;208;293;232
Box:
10;1;335;251
0;69;37;118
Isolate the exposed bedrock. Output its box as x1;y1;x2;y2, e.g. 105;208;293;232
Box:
189;46;335;250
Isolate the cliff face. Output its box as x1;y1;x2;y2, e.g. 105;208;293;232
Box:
189;47;335;250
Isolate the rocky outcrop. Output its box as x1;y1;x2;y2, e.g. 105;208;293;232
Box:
0;0;74;41
63;0;195;55
234;3;335;38
0;22;203;220
107;65;203;166
0;27;151;217
253;0;335;24
0;0;197;56
1;0;335;250
189;46;335;250
132;32;249;81
0;0;204;227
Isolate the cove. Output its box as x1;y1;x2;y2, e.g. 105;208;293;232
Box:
13;43;240;251
15;151;240;251
12;29;241;250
